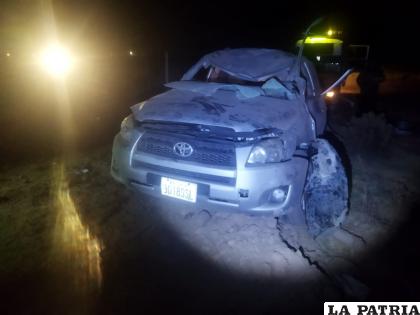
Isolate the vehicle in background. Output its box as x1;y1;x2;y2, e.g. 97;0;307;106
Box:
296;28;370;103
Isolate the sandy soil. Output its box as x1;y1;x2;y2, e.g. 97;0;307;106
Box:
1;113;420;314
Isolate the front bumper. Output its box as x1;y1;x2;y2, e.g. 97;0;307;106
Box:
111;133;308;214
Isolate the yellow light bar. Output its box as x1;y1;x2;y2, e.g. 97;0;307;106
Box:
296;37;343;47
305;37;342;44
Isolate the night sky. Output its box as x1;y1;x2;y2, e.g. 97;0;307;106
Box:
1;0;417;66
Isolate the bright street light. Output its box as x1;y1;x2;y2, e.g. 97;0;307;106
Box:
40;44;73;77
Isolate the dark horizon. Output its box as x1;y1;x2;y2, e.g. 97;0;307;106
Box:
1;1;418;67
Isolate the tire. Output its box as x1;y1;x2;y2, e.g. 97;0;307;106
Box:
303;139;349;236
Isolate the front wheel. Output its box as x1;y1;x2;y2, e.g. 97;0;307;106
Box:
303;139;349;236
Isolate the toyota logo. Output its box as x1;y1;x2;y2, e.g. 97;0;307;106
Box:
173;142;194;157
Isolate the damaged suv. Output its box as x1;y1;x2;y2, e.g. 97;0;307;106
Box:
111;48;348;235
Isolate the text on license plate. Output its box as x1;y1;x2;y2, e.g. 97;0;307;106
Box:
160;177;197;203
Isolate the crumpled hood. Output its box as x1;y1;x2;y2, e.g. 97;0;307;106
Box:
131;88;301;133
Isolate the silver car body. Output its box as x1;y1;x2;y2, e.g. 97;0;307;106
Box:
111;48;327;214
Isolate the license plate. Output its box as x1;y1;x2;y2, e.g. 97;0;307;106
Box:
161;177;197;203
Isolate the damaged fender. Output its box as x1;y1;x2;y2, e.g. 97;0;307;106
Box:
304;139;349;236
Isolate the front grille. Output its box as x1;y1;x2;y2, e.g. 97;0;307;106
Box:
137;131;236;167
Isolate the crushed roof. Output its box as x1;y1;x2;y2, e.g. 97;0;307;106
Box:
182;48;298;82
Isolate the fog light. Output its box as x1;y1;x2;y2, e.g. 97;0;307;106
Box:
271;186;289;203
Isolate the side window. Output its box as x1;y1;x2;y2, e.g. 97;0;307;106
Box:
192;66;211;81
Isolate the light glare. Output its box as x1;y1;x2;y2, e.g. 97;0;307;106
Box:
326;91;335;98
41;44;73;77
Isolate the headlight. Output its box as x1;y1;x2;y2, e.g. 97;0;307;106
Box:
325;91;335;98
120;114;135;142
247;136;296;165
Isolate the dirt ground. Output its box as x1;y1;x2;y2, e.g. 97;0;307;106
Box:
1;109;420;314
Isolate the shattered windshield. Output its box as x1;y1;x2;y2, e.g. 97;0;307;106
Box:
190;66;298;99
192;66;261;86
